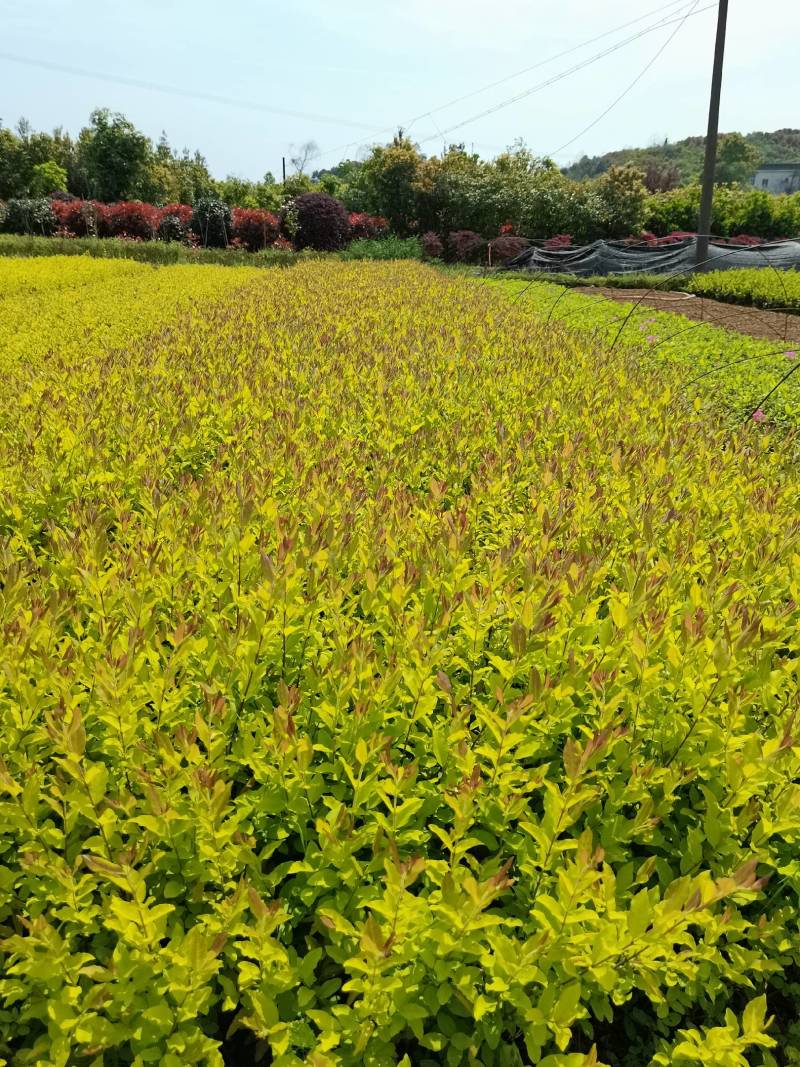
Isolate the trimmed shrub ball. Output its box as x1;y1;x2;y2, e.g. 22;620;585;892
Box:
291;193;349;252
447;230;486;264
232;208;280;252
421;231;444;260
489;234;531;264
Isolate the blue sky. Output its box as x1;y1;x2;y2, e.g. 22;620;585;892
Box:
1;0;798;180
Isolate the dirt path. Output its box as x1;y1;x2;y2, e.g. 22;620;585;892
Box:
573;287;800;346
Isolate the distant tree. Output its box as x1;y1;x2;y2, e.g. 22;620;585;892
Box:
715;133;762;186
217;174;259;208
290;140;319;176
254;175;283;211
593;165;649;237
282;172;314;198
0;126;29;198
358;132;424;235
312;159;363;185
29;161;68;196
76;109;152;201
641;157;681;193
415;145;486;234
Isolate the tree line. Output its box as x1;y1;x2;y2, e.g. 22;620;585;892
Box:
2;111;798;243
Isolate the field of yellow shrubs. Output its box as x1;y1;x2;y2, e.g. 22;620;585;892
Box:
1;258;799;1066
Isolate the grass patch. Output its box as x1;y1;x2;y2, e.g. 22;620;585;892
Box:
0;232;321;267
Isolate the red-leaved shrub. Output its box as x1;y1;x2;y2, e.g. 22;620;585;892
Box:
291;193;349;251
447;230;486;263
421;232;444;259
489;234;531;264
101;201;160;241
653;230;697;246
543;234;573;249
348;213;390;240
725;234;762;246
51;199;105;238
232;208;280;252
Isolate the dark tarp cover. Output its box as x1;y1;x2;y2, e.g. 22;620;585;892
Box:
505;237;800;276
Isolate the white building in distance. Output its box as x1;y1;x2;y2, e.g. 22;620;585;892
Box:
752;164;800;194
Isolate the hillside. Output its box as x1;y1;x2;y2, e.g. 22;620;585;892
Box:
563;128;800;183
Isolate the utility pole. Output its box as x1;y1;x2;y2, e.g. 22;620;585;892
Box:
282;156;287;186
695;0;729;268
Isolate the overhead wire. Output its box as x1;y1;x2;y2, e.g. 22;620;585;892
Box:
547;0;702;158
2;1;715;172
0;52;385;132
306;0;713;166
404;0;698;132
414;2;716;146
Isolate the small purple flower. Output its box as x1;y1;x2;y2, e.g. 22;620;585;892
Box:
646;335;657;343
752;408;767;424
784;349;798;360
643;317;657;324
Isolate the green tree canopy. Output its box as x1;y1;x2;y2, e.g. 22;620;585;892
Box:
76;109;152;201
29;161;68;197
715;133;762;186
358;133;424;235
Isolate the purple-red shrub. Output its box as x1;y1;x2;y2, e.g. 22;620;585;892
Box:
447;230;486;263
290;193;350;251
725;234;762;246
232;208;280;252
656;230;697;245
543;234;573;250
421;232;444;259
489;234;531;264
51;199;105;238
101;201;160;241
348;212;390;240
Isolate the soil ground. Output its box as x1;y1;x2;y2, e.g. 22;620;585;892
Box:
573;287;800;346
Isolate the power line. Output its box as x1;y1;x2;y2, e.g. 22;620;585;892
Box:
404;0;698;132
548;0;701;158
0;52;385;133
307;0;709;166
415;2;716;146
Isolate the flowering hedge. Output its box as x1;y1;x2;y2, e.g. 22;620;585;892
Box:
0;198;56;236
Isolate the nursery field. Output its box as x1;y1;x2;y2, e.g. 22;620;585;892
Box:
1;258;800;1066
688;268;800;313
493;274;800;426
